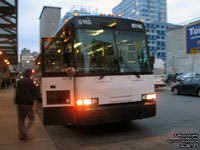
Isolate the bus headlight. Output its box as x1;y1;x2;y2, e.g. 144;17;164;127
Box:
76;98;98;106
142;93;156;101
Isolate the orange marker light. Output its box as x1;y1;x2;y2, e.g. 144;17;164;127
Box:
73;13;79;17
109;13;114;16
100;13;106;16
65;19;69;23
117;14;122;17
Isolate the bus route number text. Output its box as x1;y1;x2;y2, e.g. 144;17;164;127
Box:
78;19;92;25
131;23;143;29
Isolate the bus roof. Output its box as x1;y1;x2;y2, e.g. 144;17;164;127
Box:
53;14;145;37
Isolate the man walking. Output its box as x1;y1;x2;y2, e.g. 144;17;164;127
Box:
15;69;36;141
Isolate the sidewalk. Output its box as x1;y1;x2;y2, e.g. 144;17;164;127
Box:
0;88;57;150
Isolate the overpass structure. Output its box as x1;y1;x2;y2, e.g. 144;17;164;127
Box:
0;0;18;78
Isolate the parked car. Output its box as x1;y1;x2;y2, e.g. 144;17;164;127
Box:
171;77;200;96
164;73;182;83
176;73;200;82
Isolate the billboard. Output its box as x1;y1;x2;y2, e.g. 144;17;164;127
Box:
186;21;200;54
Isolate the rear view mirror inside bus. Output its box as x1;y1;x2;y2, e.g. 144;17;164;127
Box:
66;67;76;77
63;51;71;65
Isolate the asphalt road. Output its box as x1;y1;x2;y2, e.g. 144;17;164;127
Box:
43;86;200;150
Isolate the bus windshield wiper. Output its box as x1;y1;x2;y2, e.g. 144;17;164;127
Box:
119;57;140;78
99;72;106;80
99;69;108;80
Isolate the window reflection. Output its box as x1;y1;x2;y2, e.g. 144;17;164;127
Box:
116;31;151;73
43;28;73;73
74;29;151;75
44;40;64;72
43;28;151;74
74;29;119;74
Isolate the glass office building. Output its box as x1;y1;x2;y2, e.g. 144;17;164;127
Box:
112;0;175;61
144;21;178;60
113;0;167;23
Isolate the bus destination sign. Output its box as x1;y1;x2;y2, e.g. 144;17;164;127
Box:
131;23;143;29
78;19;92;25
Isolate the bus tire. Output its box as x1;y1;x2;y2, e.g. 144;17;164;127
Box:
64;122;77;128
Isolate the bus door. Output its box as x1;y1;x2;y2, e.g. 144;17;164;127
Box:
41;37;75;125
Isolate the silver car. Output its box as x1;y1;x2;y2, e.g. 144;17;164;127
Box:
176;73;200;82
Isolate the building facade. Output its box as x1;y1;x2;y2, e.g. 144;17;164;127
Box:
112;0;167;23
20;48;39;72
112;0;176;62
39;6;61;38
166;21;200;74
144;21;178;61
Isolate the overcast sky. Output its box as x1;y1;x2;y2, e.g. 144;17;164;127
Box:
18;0;200;54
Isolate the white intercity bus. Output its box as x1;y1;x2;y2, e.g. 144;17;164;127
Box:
36;14;156;125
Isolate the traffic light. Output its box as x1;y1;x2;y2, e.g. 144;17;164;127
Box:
32;69;35;74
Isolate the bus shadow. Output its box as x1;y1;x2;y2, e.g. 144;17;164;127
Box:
72;121;145;135
155;87;170;92
45;120;155;149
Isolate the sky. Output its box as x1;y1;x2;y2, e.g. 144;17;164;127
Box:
18;0;200;54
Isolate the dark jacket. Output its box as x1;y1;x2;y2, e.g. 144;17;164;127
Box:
15;77;35;105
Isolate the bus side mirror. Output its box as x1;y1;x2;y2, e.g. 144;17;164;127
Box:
66;67;76;77
149;56;155;69
64;51;71;65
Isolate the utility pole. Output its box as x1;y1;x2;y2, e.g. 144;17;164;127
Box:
172;56;175;73
192;55;195;73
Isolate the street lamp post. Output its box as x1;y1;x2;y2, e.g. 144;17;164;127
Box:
0;51;10;78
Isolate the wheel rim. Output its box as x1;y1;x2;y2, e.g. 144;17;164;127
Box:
173;88;178;95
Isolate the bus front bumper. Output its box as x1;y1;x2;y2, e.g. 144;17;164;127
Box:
75;101;156;125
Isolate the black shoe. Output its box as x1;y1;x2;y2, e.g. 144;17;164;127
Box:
20;137;28;141
19;134;28;141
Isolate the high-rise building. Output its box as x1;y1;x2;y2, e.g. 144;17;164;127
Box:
144;21;178;61
113;0;167;22
112;0;177;61
20;48;39;72
39;6;61;38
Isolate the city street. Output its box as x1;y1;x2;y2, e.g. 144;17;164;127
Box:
43;86;200;150
1;1;200;150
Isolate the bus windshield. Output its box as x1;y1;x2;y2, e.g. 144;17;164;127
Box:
74;29;151;75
